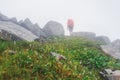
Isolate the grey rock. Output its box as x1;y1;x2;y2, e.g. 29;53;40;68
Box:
50;52;66;61
18;20;24;25
20;18;33;30
0;13;9;21
112;39;120;46
43;21;65;37
101;39;120;59
33;23;47;37
10;17;17;23
0;21;38;41
0;13;18;24
19;18;46;37
71;32;96;40
0;29;23;41
100;69;120;80
96;36;111;44
71;32;111;45
34;35;47;44
0;13;46;39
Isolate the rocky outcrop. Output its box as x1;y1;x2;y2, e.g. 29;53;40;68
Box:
43;21;65;37
101;39;120;59
0;21;38;41
19;18;46;37
0;13;65;39
96;36;111;44
0;13;46;38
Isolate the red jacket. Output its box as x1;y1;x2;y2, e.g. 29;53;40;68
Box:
67;19;74;27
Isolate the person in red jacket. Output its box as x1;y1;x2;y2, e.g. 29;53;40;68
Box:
67;19;74;34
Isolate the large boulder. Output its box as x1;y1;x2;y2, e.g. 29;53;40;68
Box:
19;18;46;37
101;39;120;59
96;36;111;44
43;21;65;37
0;21;38;41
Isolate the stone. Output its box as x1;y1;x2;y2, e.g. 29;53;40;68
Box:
100;69;120;80
18;20;24;25
112;39;120;47
0;12;9;21
101;39;120;59
0;13;46;40
33;23;47;37
20;18;33;30
71;32;111;45
0;29;23;41
0;21;38;41
50;52;66;61
96;36;111;44
43;21;65;37
34;36;46;44
10;17;18;23
19;18;46;38
71;32;96;40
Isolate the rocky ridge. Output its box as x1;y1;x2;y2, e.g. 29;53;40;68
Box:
0;13;65;41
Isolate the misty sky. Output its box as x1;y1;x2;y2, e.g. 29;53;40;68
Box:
0;0;120;41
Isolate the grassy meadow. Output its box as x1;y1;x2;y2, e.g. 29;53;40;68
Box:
0;37;120;80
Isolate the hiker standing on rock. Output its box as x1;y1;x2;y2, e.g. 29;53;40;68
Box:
67;19;74;35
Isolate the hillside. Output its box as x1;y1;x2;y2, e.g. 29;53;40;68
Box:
0;37;119;80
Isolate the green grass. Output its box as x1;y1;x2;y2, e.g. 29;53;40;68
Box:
0;37;119;80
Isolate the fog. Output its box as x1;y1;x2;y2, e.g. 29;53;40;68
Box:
0;0;120;41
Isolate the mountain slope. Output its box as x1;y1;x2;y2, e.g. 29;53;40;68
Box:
0;37;119;80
